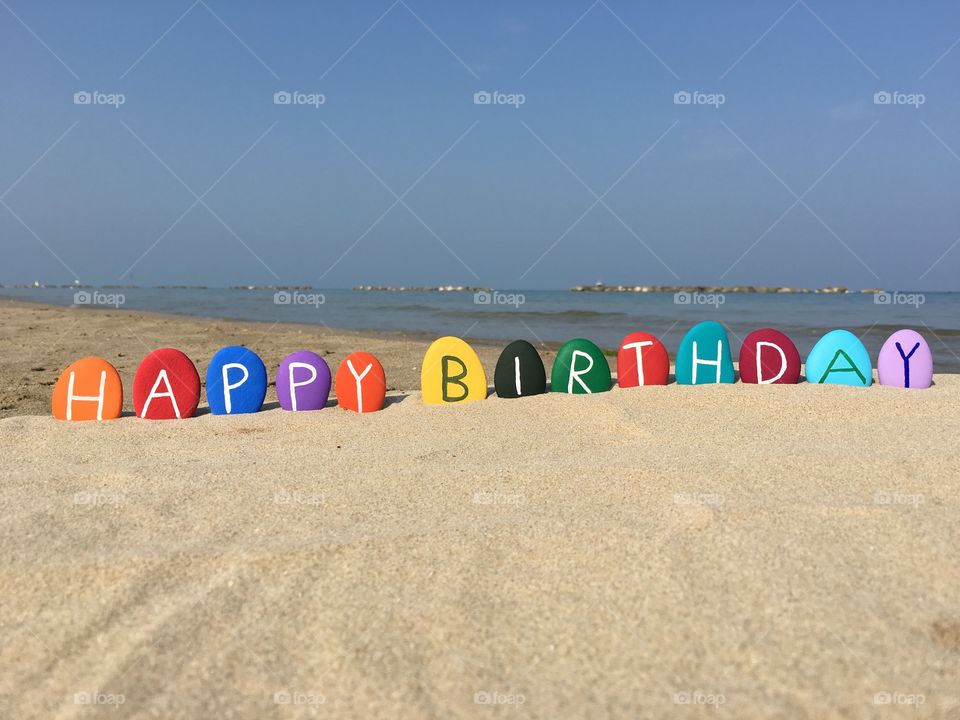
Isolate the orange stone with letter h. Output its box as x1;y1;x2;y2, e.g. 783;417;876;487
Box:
51;357;124;421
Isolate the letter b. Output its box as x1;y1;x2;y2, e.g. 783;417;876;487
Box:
441;355;469;402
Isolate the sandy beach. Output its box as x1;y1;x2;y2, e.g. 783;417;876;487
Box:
2;298;959;719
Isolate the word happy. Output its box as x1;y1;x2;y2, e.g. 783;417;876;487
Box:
51;323;931;421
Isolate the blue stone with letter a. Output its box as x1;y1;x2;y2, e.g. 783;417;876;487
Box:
805;330;872;386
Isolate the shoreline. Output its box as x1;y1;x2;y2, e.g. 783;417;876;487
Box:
2;296;956;418
0;293;569;352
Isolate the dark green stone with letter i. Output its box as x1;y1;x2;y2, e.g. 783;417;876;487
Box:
495;340;547;398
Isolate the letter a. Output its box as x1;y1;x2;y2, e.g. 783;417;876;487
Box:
818;350;867;385
140;369;182;419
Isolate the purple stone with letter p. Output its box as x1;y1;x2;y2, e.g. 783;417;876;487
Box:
276;350;332;411
877;329;933;389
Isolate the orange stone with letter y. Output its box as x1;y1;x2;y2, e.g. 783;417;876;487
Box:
336;352;386;413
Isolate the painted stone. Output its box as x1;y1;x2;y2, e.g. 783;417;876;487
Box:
421;336;487;405
52;357;123;421
494;340;546;399
550;338;611;394
336;352;387;413
205;346;268;415
133;348;201;419
877;329;933;389
675;321;735;385
738;328;801;385
276;351;331;411
617;332;669;387
805;329;872;386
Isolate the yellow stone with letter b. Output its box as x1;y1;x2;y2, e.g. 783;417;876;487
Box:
421;336;487;405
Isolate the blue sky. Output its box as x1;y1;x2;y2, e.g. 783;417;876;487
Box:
2;0;960;290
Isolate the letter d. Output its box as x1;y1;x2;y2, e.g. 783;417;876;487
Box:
755;341;787;384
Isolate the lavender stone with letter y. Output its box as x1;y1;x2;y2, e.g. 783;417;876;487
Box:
877;329;933;389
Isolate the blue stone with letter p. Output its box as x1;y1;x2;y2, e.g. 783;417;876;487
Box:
206;346;268;415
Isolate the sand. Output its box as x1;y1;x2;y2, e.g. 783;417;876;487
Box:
1;299;959;719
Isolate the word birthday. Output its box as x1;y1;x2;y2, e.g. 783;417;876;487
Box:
51;323;932;422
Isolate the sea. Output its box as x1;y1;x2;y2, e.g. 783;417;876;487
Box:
5;286;960;372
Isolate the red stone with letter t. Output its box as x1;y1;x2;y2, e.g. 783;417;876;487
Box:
617;332;669;387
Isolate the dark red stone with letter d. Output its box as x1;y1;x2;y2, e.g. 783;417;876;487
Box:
738;329;800;384
133;348;201;419
617;332;669;387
